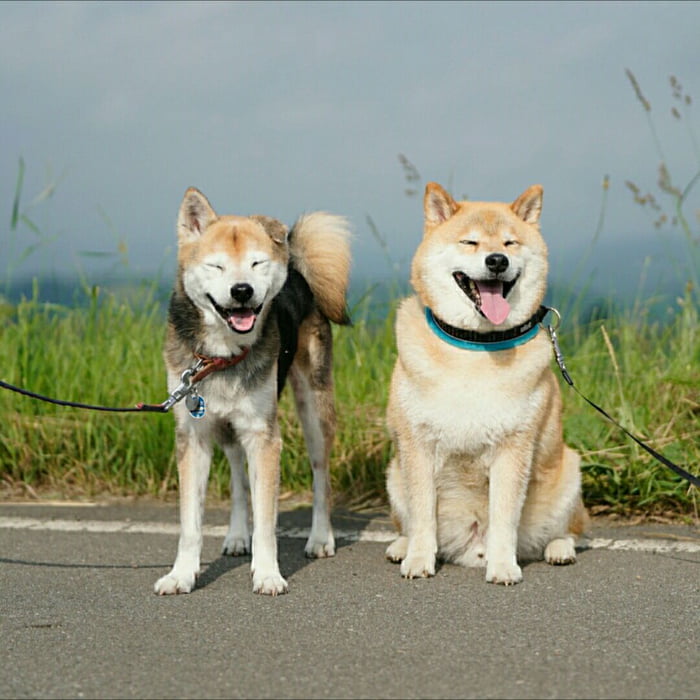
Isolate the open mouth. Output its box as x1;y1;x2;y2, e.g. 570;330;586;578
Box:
206;294;263;334
453;271;519;325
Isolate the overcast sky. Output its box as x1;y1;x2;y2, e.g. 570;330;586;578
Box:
2;1;699;299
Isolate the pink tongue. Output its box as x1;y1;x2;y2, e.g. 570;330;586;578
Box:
476;280;510;325
228;309;256;332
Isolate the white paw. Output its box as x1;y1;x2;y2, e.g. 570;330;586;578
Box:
545;537;577;565
400;551;436;579
252;572;289;596
304;535;336;559
385;536;408;563
486;561;523;586
222;534;251;556
153;570;197;595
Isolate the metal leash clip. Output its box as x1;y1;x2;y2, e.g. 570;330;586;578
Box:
543;307;574;387
160;360;205;412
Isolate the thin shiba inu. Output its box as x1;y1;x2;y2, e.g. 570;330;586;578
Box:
154;188;351;596
385;182;587;585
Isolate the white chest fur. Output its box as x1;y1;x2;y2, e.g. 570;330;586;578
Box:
170;368;277;439
391;297;553;456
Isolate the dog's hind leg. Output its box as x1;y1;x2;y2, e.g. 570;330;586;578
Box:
544;449;586;566
154;428;212;595
221;443;251;556
520;445;586;566
289;315;336;559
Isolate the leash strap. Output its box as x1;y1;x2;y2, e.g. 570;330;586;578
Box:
0;348;250;415
0;379;168;413
546;322;700;488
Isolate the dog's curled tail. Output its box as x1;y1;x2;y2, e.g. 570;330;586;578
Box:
289;212;352;325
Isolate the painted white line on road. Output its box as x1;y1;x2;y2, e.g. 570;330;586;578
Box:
584;537;700;553
1;516;699;552
0;516;391;543
0;516;183;536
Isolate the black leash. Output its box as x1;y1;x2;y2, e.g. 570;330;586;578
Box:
544;309;700;489
0;358;205;414
0;379;168;413
0;349;249;416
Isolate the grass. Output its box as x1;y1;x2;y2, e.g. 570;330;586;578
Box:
0;280;698;520
557;290;699;519
0;284;175;497
0;282;399;505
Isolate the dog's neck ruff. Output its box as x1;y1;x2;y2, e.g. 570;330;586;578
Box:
192;347;250;383
425;306;548;352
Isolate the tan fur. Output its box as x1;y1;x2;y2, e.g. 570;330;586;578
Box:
386;182;587;585
155;188;351;597
290;212;352;324
178;217;288;277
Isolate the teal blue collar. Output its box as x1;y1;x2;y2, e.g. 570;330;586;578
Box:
425;306;546;351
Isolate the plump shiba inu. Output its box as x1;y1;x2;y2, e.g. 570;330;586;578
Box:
154;188;351;596
385;182;587;585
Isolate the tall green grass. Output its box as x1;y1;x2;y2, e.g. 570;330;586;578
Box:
1;282;697;519
558;291;698;519
1;284;175;497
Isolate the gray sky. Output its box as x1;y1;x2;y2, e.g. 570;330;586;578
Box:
2;1;699;299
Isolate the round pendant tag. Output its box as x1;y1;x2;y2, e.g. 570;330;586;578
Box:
186;393;206;419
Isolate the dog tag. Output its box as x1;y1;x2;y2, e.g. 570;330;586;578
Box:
186;392;206;419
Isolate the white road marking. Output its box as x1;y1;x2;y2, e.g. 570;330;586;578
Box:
583;537;700;553
0;516;699;552
0;516;392;543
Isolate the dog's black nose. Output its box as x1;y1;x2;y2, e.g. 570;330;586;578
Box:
485;253;509;274
230;283;254;304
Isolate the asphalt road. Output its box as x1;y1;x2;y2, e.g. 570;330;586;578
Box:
1;500;698;700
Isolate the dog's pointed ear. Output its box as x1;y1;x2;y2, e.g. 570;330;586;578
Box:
424;182;459;229
251;215;289;245
511;185;543;225
177;188;217;242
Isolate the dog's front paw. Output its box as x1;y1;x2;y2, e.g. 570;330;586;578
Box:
486;561;523;586
544;537;577;565
222;535;250;557
304;534;336;559
400;552;436;579
154;570;197;595
252;572;289;596
385;536;408;563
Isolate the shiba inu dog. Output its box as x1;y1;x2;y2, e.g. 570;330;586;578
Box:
154;188;351;596
385;182;587;585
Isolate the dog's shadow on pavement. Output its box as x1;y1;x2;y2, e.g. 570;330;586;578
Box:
195;505;393;591
194;540;344;592
196;552;250;589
